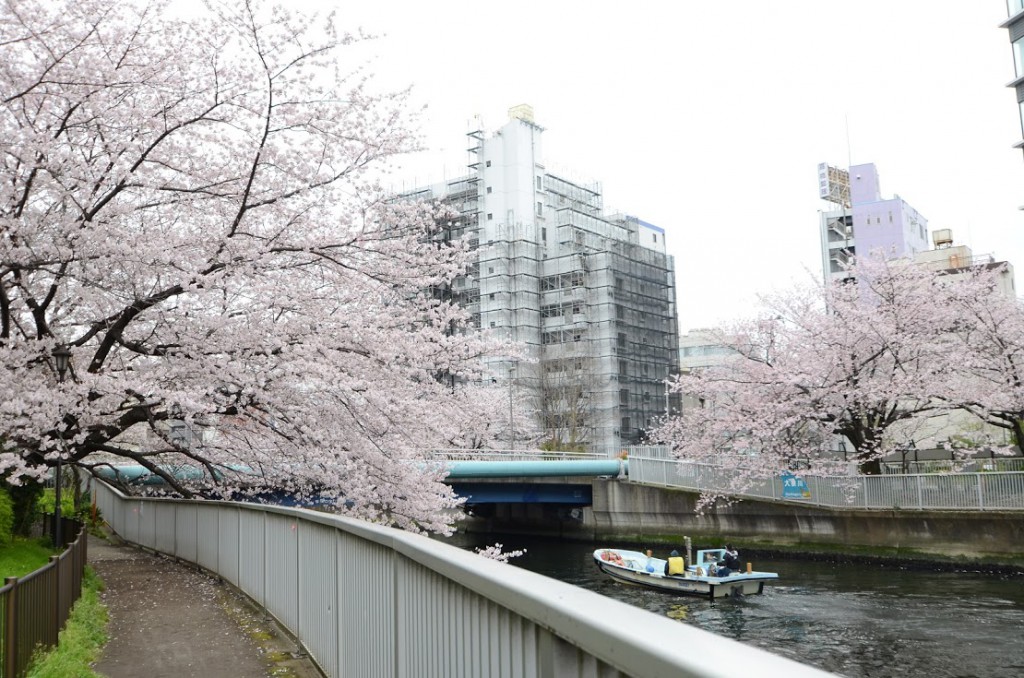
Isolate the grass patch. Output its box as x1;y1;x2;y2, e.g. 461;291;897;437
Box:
0;538;55;578
25;567;108;678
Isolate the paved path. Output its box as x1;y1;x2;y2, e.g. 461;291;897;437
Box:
89;534;321;678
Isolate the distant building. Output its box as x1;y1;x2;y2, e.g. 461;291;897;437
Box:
913;229;1016;296
678;329;733;373
407;106;680;452
817;162;929;283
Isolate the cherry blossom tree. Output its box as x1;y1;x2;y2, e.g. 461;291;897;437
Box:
0;0;507;532
655;256;1011;479
934;265;1024;448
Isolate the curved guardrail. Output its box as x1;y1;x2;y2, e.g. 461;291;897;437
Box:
92;481;834;678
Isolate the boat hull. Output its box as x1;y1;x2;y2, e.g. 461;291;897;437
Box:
593;549;777;600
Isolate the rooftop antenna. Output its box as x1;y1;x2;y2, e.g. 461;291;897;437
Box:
845;113;853;169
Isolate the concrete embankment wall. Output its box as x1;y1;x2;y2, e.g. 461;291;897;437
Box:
588;481;1024;562
457;479;1024;564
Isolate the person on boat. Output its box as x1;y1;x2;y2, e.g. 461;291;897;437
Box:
717;544;740;576
664;550;685;577
601;550;625;566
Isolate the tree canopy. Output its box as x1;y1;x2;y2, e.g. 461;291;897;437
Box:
656;256;1022;479
0;0;506;532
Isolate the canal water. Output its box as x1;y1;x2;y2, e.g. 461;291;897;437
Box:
444;533;1024;678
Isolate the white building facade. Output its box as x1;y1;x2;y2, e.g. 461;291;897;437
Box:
411;107;680;452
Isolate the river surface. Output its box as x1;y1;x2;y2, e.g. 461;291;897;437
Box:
444;533;1024;678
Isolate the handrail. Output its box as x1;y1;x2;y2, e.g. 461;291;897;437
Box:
93;481;835;678
628;455;1024;511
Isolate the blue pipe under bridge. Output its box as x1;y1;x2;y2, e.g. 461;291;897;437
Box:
443;459;626;479
95;459;627;484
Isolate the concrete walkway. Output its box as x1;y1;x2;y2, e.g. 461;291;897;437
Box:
88;534;321;678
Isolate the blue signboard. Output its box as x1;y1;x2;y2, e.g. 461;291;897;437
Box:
781;472;811;499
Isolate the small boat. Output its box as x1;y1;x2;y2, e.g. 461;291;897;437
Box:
593;547;778;599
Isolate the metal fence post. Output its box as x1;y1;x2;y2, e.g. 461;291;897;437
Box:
916;475;923;509
5;576;17;678
49;554;60;646
977;474;985;510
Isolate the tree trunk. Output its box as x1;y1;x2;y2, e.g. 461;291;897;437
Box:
858;457;882;475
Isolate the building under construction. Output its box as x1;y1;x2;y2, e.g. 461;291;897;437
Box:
409;106;680;452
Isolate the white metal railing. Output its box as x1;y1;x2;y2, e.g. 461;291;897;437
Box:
881;457;1024;474
427;449;607;461
92;482;834;678
627;456;1024;511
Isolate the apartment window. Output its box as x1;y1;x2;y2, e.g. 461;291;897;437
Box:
486;160;491;167
536;201;543;216
487;213;493;221
486;186;492;194
621;417;631;432
652;233;657;243
536;176;542;189
619;389;629;405
489;321;495;328
1011;0;1024;17
541;227;547;242
619;360;628;375
489;293;495;300
488;267;494;274
617;332;627;348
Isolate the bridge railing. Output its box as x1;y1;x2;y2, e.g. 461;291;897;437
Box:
92;481;834;678
427;449;607;461
628;455;1024;511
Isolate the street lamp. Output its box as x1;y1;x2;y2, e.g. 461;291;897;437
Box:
51;345;71;548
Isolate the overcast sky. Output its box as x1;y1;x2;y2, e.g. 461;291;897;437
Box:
335;1;1024;331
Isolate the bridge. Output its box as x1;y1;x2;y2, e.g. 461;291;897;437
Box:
92;480;832;678
442;453;624;506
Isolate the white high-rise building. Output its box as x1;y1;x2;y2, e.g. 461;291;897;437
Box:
409;106;680;452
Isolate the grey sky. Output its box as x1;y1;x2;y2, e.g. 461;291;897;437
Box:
322;1;1024;329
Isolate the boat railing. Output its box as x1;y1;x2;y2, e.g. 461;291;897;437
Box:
627;455;1024;511
92;481;836;678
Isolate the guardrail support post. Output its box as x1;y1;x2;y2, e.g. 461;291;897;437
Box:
50;554;60;645
5;576;17;678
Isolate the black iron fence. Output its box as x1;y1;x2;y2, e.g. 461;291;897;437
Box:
0;517;87;678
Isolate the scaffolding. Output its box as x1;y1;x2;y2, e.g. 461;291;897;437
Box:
405;120;679;452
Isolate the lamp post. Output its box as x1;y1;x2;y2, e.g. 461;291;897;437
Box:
51;345;71;548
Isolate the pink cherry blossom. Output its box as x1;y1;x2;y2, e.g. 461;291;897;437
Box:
0;0;511;533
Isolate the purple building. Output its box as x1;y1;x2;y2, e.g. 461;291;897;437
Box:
817;162;929;281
